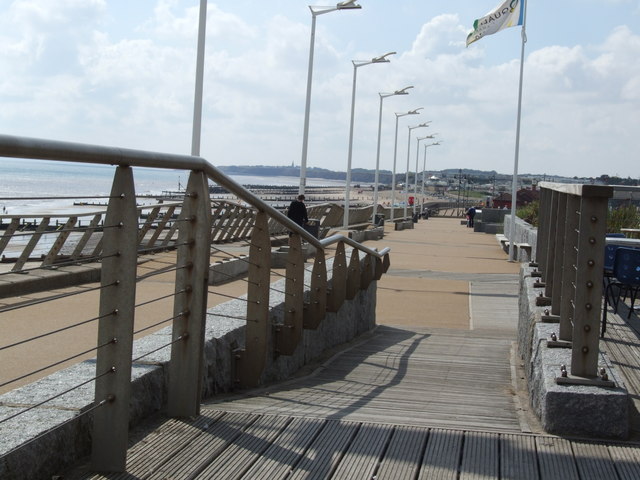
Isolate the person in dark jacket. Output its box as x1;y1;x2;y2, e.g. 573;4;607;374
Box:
287;194;308;227
466;206;476;228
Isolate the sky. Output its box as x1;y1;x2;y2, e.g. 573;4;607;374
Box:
0;0;639;180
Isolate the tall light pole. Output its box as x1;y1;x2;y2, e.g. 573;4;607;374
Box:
414;135;436;215
404;122;430;219
372;86;413;226
343;51;395;229
191;0;208;156
422;141;441;212
391;108;422;221
299;1;362;195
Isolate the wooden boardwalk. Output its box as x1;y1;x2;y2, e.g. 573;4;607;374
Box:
69;408;640;480
66;220;640;479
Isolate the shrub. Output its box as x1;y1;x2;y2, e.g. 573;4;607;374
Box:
516;201;539;227
607;204;640;233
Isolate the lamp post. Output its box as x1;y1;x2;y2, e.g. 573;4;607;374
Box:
372;86;413;226
299;0;362;195
404;122;430;219
421;141;441;212
414;135;436;216
390;108;422;221
343;51;395;229
191;0;208;156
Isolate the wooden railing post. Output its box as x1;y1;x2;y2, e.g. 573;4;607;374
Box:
360;253;373;291
236;211;271;388
550;192;568;317
276;233;304;355
543;190;560;300
535;187;552;269
570;194;608;377
559;194;580;341
345;248;361;300
91;166;138;472
304;249;327;329
327;241;347;312
167;171;212;417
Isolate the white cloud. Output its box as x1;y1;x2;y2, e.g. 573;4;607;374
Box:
0;1;638;179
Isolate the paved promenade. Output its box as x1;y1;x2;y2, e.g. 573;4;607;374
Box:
52;217;640;478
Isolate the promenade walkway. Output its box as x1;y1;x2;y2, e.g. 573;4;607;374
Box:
64;217;640;478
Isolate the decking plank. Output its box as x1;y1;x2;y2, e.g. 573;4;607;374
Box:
194;414;290;479
288;420;359;480
375;425;426;480
500;434;539;480
418;428;463;480
535;436;579;480
459;431;499;480
608;444;640;479
239;417;325;480
572;440;619;480
331;423;393;480
146;412;256;480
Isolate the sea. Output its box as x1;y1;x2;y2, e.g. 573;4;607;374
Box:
0;158;345;215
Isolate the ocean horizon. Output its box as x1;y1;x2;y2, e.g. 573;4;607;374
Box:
0;158;346;215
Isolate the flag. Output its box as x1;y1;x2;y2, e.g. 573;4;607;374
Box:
466;0;525;47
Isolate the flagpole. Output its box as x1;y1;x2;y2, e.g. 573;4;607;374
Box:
507;1;527;262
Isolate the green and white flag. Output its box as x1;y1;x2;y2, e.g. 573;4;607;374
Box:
466;0;525;46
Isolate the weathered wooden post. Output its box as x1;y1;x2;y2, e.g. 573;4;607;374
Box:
167;171;212;417
345;248;361;300
570;188;610;377
558;194;580;341
304;249;327;330
276;233;304;355
91;166;138;472
236;211;271;388
327;241;347;312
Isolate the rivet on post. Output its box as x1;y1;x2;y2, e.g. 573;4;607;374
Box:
582;346;589;354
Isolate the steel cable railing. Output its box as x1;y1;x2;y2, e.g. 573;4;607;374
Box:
0;133;391;476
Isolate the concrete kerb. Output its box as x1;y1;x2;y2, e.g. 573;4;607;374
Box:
0;252;377;480
518;264;629;439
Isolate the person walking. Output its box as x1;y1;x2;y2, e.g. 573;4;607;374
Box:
287;194;308;227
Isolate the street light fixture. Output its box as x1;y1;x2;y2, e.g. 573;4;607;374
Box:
299;1;362;195
414;134;437;215
390;108;422;221
343;51;396;229
421;140;442;211
404;122;431;219
372;86;413;226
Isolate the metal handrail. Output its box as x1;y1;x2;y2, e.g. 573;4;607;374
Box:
0;134;389;257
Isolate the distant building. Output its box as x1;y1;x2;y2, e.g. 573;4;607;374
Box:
492;185;540;209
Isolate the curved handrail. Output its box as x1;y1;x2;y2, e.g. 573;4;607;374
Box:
0;134;390;258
